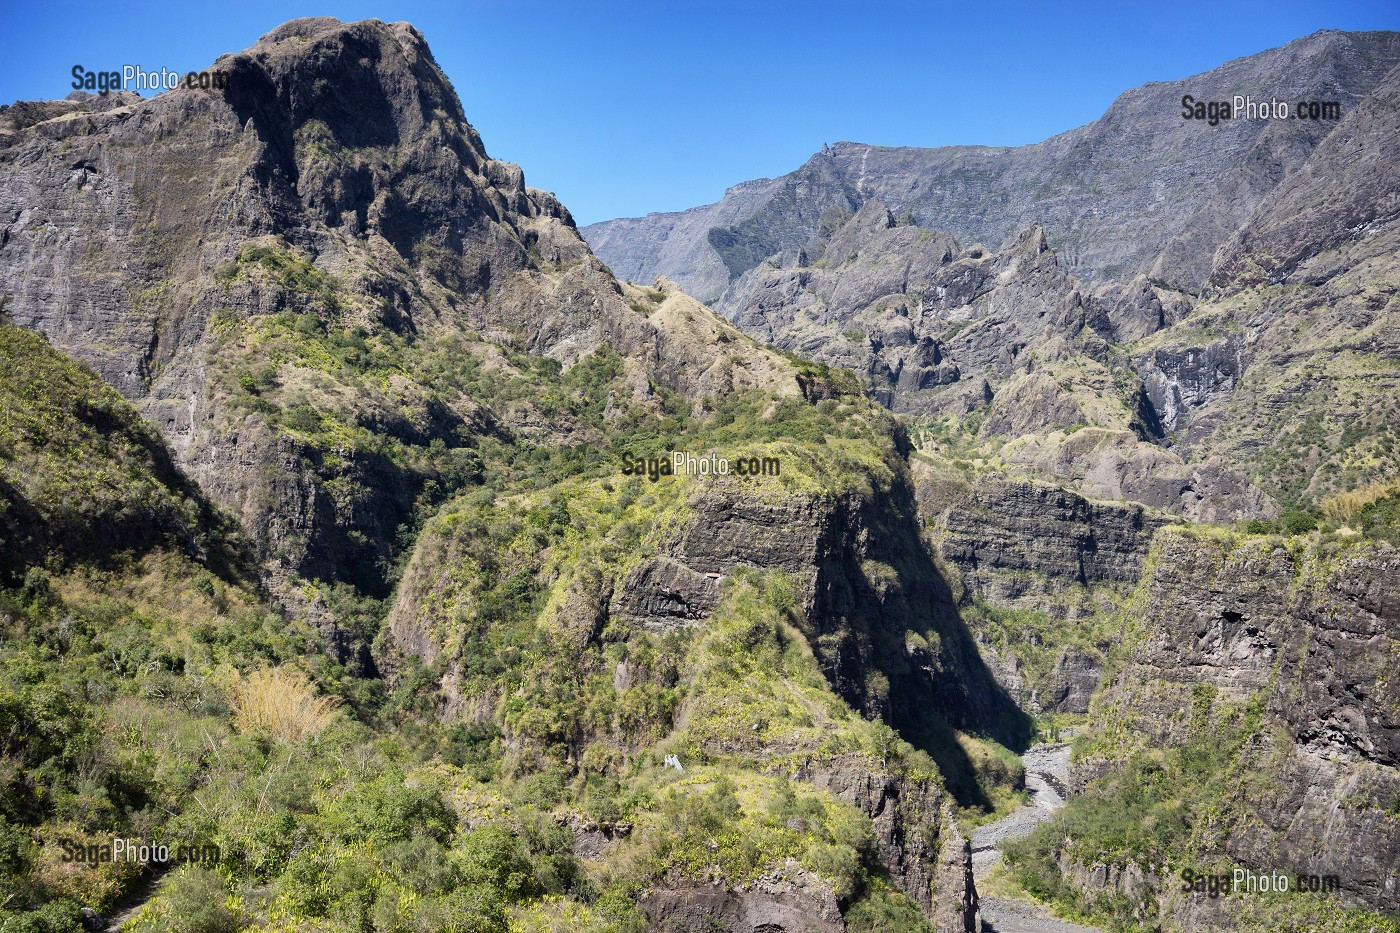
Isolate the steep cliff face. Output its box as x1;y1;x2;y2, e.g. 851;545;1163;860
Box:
930;477;1169;603
914;473;1174;714
722;204;1076;412
1080;529;1400;916
1130;60;1400;508
0;17;799;626
1136;338;1245;441
383;387;1025;926
584;30;1400;297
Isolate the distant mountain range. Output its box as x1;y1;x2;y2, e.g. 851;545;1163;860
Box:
584;29;1400;302
586;29;1400;526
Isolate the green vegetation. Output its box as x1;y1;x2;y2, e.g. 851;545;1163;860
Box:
1239;475;1400;546
998;520;1400;933
961;597;1112;699
0;306;989;929
1006;686;1399;933
1008;693;1261;890
0;324;243;579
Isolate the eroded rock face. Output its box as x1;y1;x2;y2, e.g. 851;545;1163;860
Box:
1135;337;1245;441
628;474;1011;923
712;201;1277;524
1208;59;1400;294
1056;853;1160;924
932;479;1171;601
611;556;723;630
1087;531;1400;912
1005;429;1277;524
1129;60;1400;508
584;31;1400;296
1041;648;1100;715
0;17;799;627
794;755;947;915
722;213;1080;420
637;860;845;933
920;476;1173;713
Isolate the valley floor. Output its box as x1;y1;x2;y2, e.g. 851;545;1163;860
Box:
973;743;1104;933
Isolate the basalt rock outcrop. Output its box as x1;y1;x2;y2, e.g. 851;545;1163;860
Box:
915;474;1173;714
928;479;1172;608
637;865;846;933
1085;529;1400;914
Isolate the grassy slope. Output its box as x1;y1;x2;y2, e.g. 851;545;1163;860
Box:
1;318;997;931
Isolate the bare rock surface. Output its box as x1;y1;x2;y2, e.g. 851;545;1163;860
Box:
1086;531;1400;913
637;860;845;932
585;31;1400;298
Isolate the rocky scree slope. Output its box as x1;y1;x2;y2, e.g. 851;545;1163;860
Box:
584;30;1400;301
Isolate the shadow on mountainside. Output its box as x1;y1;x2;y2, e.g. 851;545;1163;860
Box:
804;455;1035;810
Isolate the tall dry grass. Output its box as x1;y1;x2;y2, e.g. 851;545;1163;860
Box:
232;666;341;742
1321;478;1400;523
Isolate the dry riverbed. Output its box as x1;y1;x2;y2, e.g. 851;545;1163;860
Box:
973;743;1104;933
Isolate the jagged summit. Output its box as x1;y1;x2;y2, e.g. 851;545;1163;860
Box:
584;29;1400;300
0;17;800;605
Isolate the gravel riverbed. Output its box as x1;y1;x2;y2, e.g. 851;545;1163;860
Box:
972;742;1104;933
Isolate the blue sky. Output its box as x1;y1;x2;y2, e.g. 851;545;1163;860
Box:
2;1;1396;225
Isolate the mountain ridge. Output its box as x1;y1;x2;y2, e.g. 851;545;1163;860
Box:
583;28;1400;302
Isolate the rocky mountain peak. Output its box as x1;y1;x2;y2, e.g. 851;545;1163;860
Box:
585;30;1400;296
0;17;803;604
225;16;480;168
820;198;896;265
211;17;585;287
